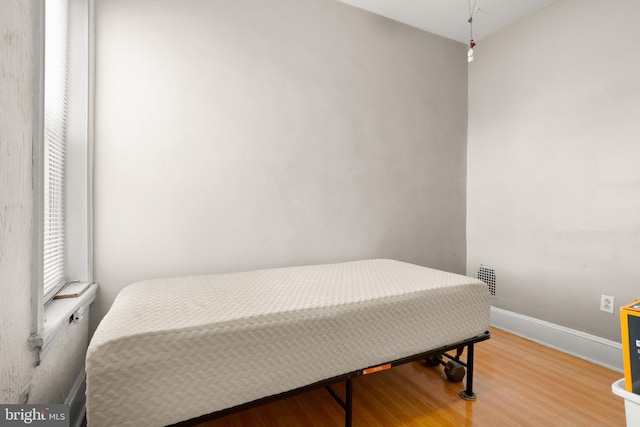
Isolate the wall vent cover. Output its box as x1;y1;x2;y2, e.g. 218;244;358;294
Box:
477;266;496;296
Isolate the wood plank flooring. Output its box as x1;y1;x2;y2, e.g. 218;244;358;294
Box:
196;328;626;426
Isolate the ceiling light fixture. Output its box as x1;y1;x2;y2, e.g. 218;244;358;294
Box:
467;0;478;62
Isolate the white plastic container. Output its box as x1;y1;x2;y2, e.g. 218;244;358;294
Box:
612;379;640;427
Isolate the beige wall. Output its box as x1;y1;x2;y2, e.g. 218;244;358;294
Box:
93;0;469;330
468;0;640;341
0;0;89;405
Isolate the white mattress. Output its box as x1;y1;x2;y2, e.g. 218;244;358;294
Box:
86;259;490;426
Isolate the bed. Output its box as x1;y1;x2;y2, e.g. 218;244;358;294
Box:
86;259;490;426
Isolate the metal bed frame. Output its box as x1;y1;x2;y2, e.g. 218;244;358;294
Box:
169;331;491;427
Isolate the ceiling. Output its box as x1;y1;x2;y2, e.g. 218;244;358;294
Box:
337;0;556;44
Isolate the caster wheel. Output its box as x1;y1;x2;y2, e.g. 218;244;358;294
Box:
444;360;466;382
425;354;443;367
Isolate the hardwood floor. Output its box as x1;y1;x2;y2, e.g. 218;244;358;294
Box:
196;328;626;426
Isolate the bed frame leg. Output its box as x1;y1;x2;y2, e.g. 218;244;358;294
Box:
345;378;353;427
325;378;353;427
460;343;477;401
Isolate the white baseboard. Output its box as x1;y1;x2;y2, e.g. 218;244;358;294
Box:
490;306;623;373
64;368;86;427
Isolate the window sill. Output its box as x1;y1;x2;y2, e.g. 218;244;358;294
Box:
29;282;98;364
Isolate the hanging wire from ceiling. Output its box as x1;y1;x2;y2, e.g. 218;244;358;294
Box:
467;0;478;62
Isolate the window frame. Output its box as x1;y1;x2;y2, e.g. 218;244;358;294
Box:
30;0;97;364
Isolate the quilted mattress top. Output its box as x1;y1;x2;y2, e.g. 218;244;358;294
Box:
90;259;485;347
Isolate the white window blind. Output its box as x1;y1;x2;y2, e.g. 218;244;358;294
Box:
43;0;71;301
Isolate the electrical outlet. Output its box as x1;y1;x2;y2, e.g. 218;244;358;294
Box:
600;294;614;313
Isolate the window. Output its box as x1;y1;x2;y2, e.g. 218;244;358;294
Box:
43;0;70;302
30;0;96;364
